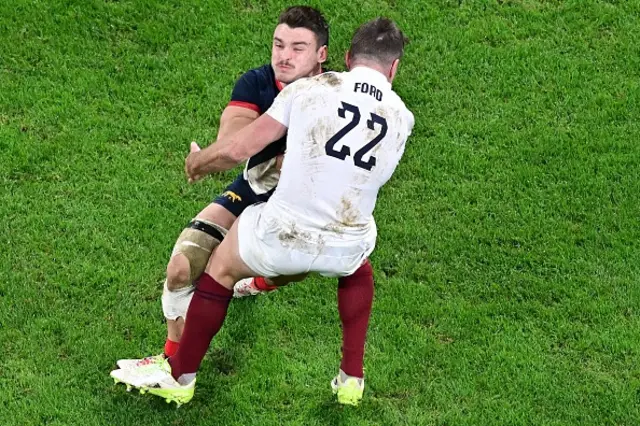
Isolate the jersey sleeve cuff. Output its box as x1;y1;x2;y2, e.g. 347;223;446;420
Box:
228;101;261;113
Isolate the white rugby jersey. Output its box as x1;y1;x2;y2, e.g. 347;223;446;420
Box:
264;66;414;241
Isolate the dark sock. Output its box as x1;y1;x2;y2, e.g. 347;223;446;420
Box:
337;260;374;378
168;273;233;380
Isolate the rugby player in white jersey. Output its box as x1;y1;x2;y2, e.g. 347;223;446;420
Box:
111;17;413;407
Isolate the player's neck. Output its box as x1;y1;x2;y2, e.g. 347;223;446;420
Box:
350;63;391;83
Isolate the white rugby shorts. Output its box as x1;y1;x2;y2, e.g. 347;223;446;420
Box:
237;203;375;278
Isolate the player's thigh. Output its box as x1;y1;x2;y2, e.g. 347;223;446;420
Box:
314;234;376;278
195;203;237;231
209;173;270;229
166;180;248;284
205;218;257;283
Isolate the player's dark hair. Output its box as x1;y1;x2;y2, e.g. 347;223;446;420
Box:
349;18;408;66
278;6;329;48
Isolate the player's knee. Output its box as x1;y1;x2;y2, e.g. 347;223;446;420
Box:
166;254;191;291
169;219;228;287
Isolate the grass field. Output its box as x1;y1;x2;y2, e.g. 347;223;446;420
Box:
2;0;640;424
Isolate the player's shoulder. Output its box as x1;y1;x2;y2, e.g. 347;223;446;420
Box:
276;71;343;99
303;71;348;93
236;64;276;89
383;89;414;132
389;88;413;116
310;70;344;83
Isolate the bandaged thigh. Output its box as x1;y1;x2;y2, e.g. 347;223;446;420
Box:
162;219;227;320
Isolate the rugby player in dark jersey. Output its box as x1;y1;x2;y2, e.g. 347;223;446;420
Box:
116;6;329;369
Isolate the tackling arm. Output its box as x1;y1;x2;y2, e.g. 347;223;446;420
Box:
186;114;287;181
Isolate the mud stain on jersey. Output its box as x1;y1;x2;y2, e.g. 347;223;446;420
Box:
318;72;341;88
396;131;406;152
375;105;406;153
321;190;363;236
374;105;390;119
305;128;323;160
306;117;332;159
299;92;327;112
322;222;345;235
353;171;369;185
337;193;361;227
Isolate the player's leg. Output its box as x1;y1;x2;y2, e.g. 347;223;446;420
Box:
110;209;257;403
307;231;376;406
163;202;235;345
169;201;320;385
166;210;266;384
115;202;232;370
332;259;374;406
161;173;265;350
117;177;248;370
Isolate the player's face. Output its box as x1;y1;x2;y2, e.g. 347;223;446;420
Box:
272;24;327;85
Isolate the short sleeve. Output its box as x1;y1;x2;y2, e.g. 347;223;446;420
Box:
228;71;262;113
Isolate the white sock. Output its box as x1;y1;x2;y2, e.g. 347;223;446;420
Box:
339;369;363;385
177;373;196;386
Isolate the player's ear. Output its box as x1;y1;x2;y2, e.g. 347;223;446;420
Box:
389;58;400;82
345;50;351;70
317;44;328;63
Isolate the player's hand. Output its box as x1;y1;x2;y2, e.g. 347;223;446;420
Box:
185;141;202;183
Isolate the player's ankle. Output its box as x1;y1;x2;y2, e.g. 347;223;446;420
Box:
339;369;363;382
339;360;364;379
164;338;180;357
177;373;196;386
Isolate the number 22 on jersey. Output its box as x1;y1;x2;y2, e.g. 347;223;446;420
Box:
324;101;388;171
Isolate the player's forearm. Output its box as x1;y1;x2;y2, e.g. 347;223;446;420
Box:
188;113;285;180
191;142;241;175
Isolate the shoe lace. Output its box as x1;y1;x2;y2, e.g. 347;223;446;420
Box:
135;355;163;367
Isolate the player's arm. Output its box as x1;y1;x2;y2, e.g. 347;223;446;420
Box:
214;69;264;141
215;105;259;142
183;106;260;181
186;115;287;181
218;105;286;172
186;80;297;182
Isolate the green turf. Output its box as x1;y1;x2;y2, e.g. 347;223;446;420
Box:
2;0;640;424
